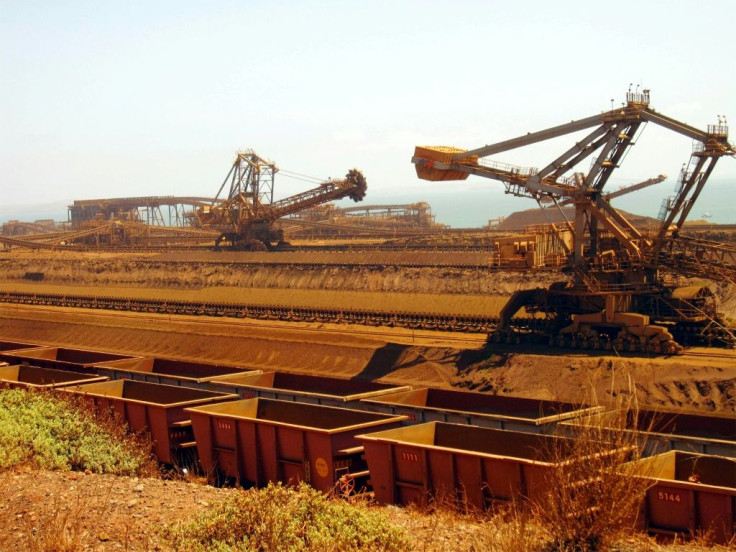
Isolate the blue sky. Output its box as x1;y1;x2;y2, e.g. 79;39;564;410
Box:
2;0;735;226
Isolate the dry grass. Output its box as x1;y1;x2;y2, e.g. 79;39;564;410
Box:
15;478;151;552
464;503;546;552
528;379;659;551
673;531;736;550
22;494;89;552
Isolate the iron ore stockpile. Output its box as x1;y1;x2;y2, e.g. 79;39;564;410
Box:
1;92;736;544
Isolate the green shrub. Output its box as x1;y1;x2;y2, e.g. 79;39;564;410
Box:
164;482;411;552
0;387;155;475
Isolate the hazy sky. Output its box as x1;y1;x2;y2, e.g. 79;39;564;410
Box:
2;0;735;225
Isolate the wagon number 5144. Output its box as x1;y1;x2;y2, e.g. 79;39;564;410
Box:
657;491;681;502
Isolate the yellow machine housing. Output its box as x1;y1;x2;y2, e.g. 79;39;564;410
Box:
413;146;478;181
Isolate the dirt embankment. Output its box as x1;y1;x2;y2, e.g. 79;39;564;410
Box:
0;252;561;295
1;305;733;413
454;351;736;412
0;305;464;388
0;469;236;552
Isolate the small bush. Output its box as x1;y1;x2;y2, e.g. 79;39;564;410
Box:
0;387;156;475
164;481;411;552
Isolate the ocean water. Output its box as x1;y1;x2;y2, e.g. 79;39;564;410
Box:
347;177;736;228
2;178;734;229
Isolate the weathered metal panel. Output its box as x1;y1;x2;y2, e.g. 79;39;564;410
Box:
630;451;736;543
362;387;601;432
358;422;585;509
94;357;256;389
209;371;411;406
186;398;406;492
0;340;42;352
565;409;736;458
0;364;107;389
0;347;138;374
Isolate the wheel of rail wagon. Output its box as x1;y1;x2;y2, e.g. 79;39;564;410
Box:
337;474;355;496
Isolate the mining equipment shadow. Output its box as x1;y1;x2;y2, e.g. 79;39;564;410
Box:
456;347;508;371
351;343;413;381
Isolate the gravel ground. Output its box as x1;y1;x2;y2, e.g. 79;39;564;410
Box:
0;469;729;551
